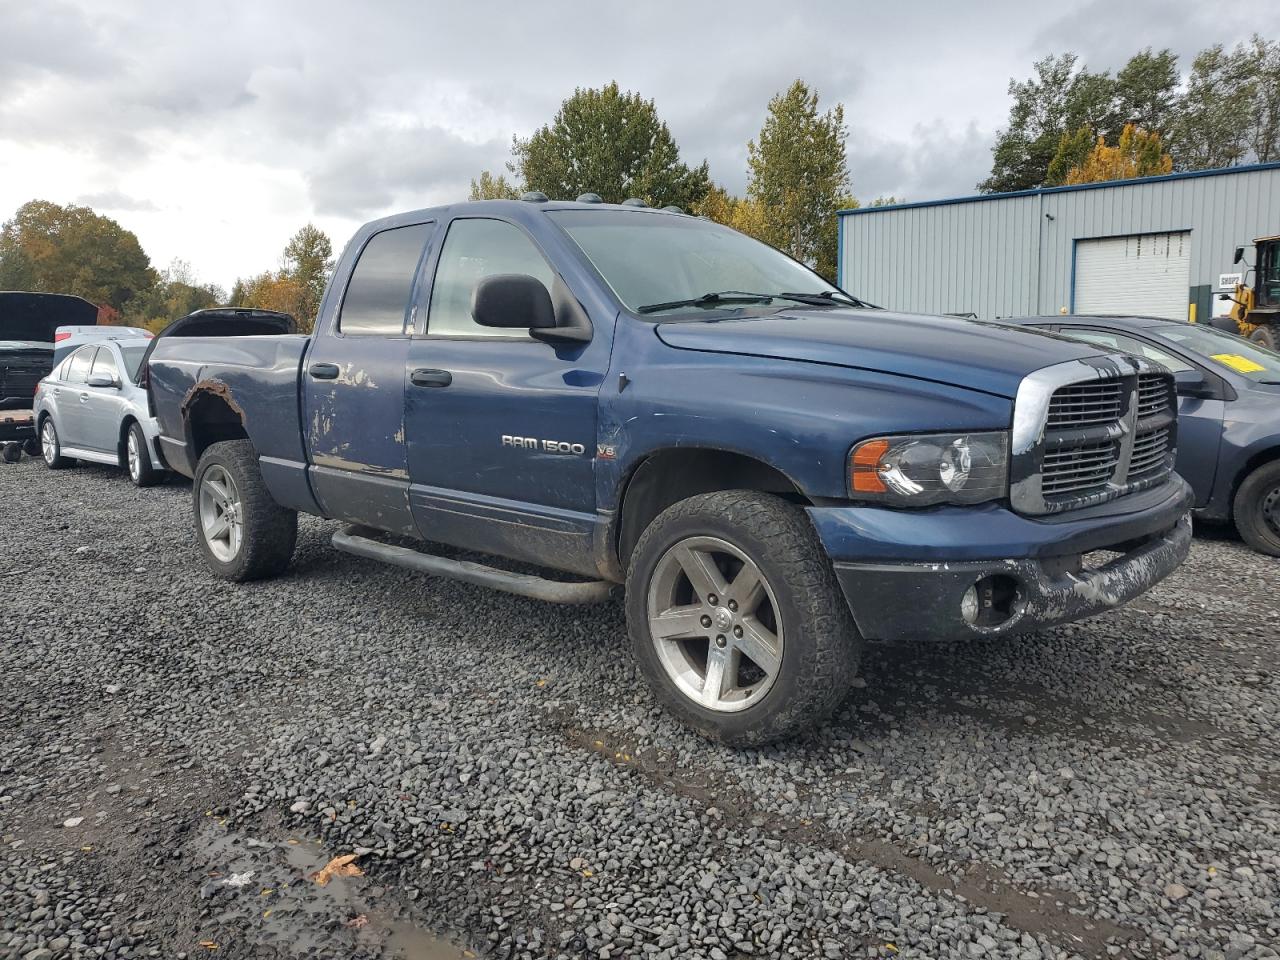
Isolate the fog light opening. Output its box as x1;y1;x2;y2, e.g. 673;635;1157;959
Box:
961;574;1022;628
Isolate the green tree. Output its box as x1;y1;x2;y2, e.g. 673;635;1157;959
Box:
510;82;711;209
282;223;333;331
1171;44;1252;169
124;258;224;330
0;200;155;311
745;80;851;281
981;54;1116;192
1047;125;1096;185
1240;35;1280;163
469;171;519;200
1111;48;1182;140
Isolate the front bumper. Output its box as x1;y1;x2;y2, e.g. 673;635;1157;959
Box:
811;478;1193;643
0;409;35;442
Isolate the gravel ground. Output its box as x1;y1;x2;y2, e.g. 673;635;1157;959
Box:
1;456;1277;960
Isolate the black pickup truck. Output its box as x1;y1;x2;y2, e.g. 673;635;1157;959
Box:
147;197;1192;743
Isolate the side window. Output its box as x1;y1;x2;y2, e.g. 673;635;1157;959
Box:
338;223;432;336
65;346;96;383
1066;329;1194;372
427;218;555;337
90;347;120;382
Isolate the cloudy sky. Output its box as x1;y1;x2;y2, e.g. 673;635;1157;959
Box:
2;0;1275;291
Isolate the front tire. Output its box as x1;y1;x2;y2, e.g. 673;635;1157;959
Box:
193;440;297;581
125;422;163;487
1233;460;1280;557
626;490;862;746
40;417;71;469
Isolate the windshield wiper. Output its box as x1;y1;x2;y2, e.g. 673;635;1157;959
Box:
777;290;869;308
636;292;774;314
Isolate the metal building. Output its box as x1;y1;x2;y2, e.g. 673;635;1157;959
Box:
837;162;1280;323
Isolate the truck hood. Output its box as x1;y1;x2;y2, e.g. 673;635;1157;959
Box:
655;309;1107;399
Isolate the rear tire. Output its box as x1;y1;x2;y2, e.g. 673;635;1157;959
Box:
1233;460;1280;557
1249;326;1279;351
626;490;862;746
125;422;163;487
40;417;71;469
193;439;297;581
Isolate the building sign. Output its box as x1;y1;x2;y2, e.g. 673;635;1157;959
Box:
1218;272;1243;290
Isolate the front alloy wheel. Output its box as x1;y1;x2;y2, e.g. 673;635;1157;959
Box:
646;536;783;712
198;464;243;562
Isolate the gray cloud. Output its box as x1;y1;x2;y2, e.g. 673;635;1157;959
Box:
75;190;159;212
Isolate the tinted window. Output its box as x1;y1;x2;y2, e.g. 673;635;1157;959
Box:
90;347;120;381
427;219;554;337
64;346;96;383
1153;323;1280;382
338;224;432;335
120;345;147;380
1063;328;1194;372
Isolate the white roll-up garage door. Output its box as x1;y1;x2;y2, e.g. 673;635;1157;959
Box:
1073;232;1191;321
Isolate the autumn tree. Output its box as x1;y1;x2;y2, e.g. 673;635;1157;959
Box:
1060;124;1173;185
508;82;711;208
744;80;850;281
230;225;334;333
469;171;519;200
283;224;333;330
125;259;224;331
0;200;155;311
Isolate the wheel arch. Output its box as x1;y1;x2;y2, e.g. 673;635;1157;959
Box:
182;381;251;464
614;447;809;573
116;415;138;467
1229;444;1280;518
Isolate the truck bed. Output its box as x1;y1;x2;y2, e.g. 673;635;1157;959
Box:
148;333;312;479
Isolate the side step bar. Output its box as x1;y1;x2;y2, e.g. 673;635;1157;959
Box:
331;526;615;605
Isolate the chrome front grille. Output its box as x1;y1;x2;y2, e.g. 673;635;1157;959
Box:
1011;356;1178;515
1137;373;1171;419
1046;381;1124;428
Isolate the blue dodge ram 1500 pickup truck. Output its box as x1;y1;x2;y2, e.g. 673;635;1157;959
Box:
148;196;1193;744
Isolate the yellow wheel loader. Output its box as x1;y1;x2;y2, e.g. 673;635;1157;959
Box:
1218;236;1280;351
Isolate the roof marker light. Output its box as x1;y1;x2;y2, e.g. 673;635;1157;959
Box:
576;193;603;204
520;191;549;203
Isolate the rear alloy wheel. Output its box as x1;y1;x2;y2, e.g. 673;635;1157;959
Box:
1234;460;1280;556
125;422;162;487
627;490;862;746
40;418;71;469
193;439;297;581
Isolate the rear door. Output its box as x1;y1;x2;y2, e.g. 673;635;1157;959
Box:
304;220;436;535
402;216;603;574
56;345;98;448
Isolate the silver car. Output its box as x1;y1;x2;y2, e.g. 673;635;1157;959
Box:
33;337;167;486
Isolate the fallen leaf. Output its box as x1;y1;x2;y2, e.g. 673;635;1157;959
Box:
198;941;219;951
535;678;547;687
885;944;898;954
344;914;369;929
312;853;364;886
263;910;271;919
260;888;274;896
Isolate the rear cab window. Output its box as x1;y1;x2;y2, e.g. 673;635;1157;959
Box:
338;223;434;336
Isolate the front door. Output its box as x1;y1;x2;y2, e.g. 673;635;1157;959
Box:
403;216;605;576
304;220;436;535
81;344;127;454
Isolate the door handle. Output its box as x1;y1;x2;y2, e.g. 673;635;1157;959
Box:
309;362;340;380
410;368;452;388
79;393;89;402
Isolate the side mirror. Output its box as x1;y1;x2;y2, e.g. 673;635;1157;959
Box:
472;274;556;331
86;373;119;389
1233;246;1245;264
1174;369;1214;399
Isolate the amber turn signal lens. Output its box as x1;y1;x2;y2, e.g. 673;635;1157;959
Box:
850;438;889;492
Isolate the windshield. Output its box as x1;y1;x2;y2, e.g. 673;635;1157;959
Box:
120;345;147;380
549;209;854;316
1152;324;1280;383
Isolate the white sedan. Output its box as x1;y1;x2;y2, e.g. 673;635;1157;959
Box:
33;337;167;486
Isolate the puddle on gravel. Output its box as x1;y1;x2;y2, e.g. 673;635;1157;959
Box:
194;823;472;959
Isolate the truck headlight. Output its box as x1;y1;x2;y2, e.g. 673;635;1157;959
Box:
849;432;1008;506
